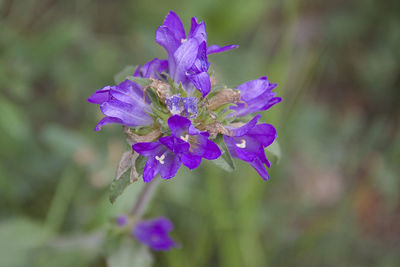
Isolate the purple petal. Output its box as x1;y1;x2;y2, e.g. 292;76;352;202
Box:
188;17;207;44
189;71;211;97
100;99;152;127
172;38;199;83
94;117;123;131
135;58;168;78
88;86;112;104
201;138;222;160
159;136;189;154
132;142;164;157
143;157;162;182
132;217;177;251
207;44;239;55
231;114;261;136
109;80;147;106
162;11;186;42
181;153;202;169
168;115;191;137
248;124;277;147
156;26;181;57
248;157;270;180
159;151;182;179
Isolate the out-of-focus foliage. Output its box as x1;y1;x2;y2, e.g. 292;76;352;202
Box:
0;0;399;266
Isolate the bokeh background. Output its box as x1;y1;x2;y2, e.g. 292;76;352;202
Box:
1;0;399;266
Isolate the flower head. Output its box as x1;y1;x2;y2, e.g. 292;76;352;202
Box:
89;11;281;183
132;217;178;251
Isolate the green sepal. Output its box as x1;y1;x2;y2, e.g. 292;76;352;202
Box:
127;76;152;87
212;134;236;172
114;66;136;84
265;140;281;164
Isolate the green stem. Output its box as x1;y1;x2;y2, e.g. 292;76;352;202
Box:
130;176;160;218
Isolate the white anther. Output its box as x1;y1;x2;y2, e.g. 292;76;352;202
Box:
155;154;165;164
236;139;246;148
180;134;189;142
181;38;187;43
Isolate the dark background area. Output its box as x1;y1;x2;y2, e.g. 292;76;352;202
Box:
0;0;399;266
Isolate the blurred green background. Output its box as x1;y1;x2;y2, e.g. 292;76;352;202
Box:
1;0;399;266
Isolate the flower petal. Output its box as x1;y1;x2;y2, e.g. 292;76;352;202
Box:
94;117;123;131
159;151;182;179
172;38;199;83
88;86;112;104
168;115;191;137
162;11;186;41
181;153;202;169
207;44;239;55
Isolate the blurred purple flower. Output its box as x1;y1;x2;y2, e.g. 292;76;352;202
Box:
132;217;178;251
88;79;153;131
116;215;128;227
230;76;281;117
224;114;276;180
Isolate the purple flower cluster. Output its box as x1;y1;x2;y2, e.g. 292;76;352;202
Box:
89;11;281;182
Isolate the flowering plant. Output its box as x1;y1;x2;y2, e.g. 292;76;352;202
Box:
89;11;281;252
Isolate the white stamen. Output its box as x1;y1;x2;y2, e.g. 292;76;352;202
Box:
180;134;189;142
236;139;246;148
181;38;187;43
155;154;165;164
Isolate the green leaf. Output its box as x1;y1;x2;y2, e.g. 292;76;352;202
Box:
265;140;281;164
114;65;136;84
128;76;152;87
212;134;236;172
109;171;131;204
135;155;147;175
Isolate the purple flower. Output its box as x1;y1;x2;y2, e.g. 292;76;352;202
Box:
224;114;276;180
88;79;153;131
230;77;281;117
132;217;178;251
134;58;168;79
167;115;221;169
132;138;188;182
156;11;238;97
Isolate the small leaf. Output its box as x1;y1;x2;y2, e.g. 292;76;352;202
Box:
109;171;132;204
135;155;147;175
128;76;152;87
265;140;281;164
114;66;136;84
212;134;235;172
